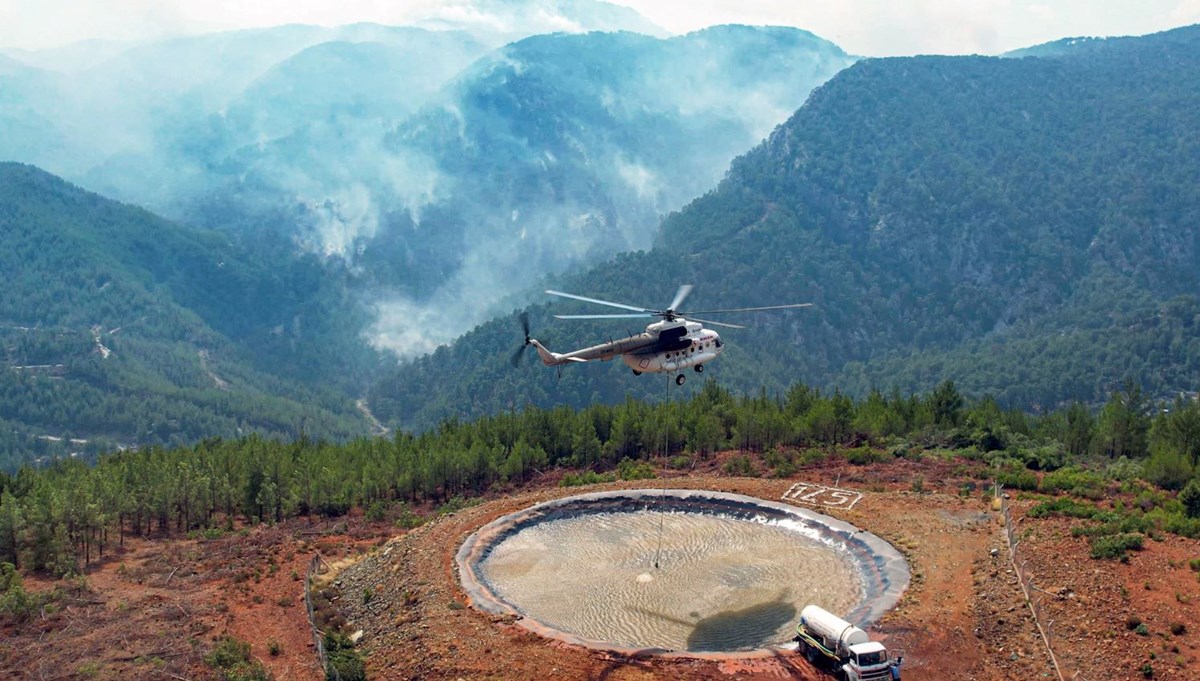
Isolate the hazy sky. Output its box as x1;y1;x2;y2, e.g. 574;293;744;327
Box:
2;0;1198;55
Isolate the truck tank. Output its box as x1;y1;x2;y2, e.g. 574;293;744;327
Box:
800;605;870;652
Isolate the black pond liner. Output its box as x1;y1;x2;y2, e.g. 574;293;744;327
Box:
456;489;909;657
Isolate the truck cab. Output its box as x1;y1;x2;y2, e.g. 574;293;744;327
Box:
796;604;902;681
843;641;896;681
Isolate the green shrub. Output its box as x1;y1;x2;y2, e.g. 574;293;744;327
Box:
772;460;798;478
1133;489;1171;512
1106;457;1144;482
1144;448;1194;491
0;563;47;623
559;471;617;487
796;448;829;466
394;505;425;529
1135;622;1150;636
722;455;757;477
1027;498;1100;519
1073;511;1154;538
1160;514;1200;539
995;468;1038;491
667;455;691;470
364;500;390;522
324;632;366;681
617;458;656;481
1181;479;1200;519
189;526;226;540
1039;466;1105;498
204;636;273;681
1022;444;1066;471
845;447;883;465
436;496;479;516
326;650;365;681
1090;533;1145;560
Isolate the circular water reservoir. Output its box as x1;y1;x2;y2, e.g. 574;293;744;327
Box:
457;489;908;655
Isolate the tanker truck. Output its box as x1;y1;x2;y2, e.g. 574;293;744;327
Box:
795;605;902;681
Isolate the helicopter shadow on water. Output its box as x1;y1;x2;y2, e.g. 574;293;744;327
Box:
628;589;796;653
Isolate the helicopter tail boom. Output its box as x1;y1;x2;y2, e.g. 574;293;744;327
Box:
529;339;587;366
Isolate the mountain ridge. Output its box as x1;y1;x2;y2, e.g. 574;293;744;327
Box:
0;162;372;469
369;24;1200;429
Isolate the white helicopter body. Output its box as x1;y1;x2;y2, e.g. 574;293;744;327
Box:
513;286;806;386
530;319;724;375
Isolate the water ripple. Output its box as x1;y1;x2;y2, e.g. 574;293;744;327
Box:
479;511;863;651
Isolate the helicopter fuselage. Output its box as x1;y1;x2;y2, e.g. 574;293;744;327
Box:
529;319;724;376
520;285;806;384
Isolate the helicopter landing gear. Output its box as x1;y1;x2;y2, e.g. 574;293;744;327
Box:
632;369;642;376
694;364;704;373
675;374;686;386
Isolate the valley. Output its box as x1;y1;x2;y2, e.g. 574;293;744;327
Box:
2;20;1199;468
2;5;1200;681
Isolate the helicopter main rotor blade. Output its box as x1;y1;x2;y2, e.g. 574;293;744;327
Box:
683;316;746;329
667;284;694;312
681;303;813;314
554;313;656;320
545;289;652;313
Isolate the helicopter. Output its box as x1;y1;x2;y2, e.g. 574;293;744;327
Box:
511;285;811;385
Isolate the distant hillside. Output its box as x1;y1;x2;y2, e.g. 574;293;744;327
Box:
173;26;854;357
370;24;1200;429
0;22;854;359
0;163;372;470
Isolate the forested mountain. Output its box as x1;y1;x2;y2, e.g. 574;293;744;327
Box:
371;24;1200;430
358;26;854;354
0;164;372;470
0;22;854;357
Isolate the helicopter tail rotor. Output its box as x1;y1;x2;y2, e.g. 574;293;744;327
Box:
510;311;532;367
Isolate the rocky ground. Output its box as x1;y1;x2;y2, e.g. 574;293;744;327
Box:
1007;503;1200;680
0;516;389;680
